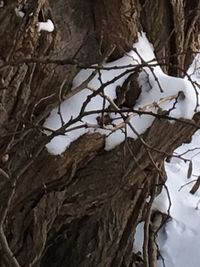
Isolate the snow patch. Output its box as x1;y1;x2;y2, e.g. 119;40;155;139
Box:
38;19;55;33
44;32;200;155
134;130;200;267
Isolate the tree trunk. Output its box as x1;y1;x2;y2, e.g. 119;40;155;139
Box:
0;1;200;267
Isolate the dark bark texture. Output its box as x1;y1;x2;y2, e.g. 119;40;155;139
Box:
0;1;200;267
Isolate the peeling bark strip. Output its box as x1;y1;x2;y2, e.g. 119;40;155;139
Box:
170;0;185;73
0;0;200;267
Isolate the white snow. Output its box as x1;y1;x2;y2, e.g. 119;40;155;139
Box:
44;33;200;154
137;68;197;119
38;19;55;33
152;186;170;214
187;53;200;83
44;32;156;154
133;130;200;267
156;130;200;267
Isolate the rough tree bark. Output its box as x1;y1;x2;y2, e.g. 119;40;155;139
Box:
0;1;200;267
